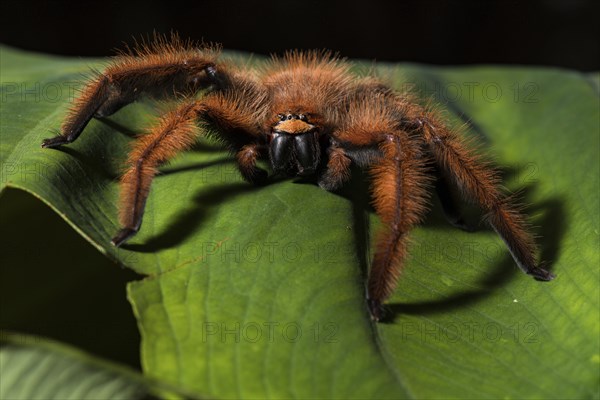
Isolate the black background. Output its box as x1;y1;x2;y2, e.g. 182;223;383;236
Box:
1;0;599;70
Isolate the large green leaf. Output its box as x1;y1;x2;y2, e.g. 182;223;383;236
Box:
1;45;598;399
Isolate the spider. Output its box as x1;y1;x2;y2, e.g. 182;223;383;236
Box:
41;35;555;321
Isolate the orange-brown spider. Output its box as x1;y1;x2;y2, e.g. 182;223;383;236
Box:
42;36;554;321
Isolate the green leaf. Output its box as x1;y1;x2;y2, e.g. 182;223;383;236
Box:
1;45;598;399
1;332;150;399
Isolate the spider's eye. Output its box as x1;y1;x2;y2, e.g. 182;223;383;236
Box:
287;114;293;120
278;114;285;121
298;114;306;121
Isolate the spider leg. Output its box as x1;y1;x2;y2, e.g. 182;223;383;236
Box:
112;92;267;247
237;144;268;185
332;93;433;321
42;41;223;148
409;116;554;281
112;100;203;246
318;143;352;191
366;134;432;321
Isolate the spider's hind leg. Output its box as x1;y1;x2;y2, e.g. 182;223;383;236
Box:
42;40;221;149
41;76;113;148
411;116;555;281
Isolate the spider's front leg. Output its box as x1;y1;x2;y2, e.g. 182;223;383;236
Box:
112;94;266;246
111;100;202;245
41;41;222;148
325;135;432;320
329;95;434;321
365;134;433;320
407;115;555;281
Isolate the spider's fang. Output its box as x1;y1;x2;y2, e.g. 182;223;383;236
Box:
294;132;320;175
270;133;294;173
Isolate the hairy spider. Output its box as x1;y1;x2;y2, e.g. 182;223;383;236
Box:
42;35;554;321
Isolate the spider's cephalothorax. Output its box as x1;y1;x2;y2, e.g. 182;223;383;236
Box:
42;35;555;322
